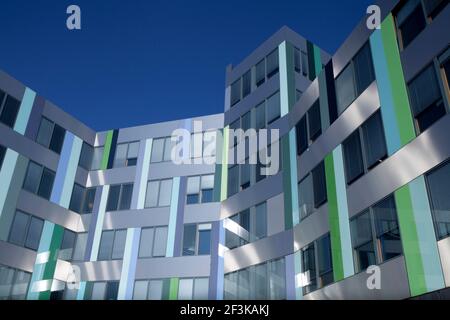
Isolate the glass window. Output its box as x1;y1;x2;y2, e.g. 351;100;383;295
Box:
187;176;200;204
150;138;165;163
145;180;159;208
308;100;322;142
182;224;197;256
0;145;6;169
82;188;96;214
111;229;127;260
301;243;317;295
8;211;29;247
294;47;301;73
105;281;119;300
351;211;376;273
0;95;20;128
361;111;387;169
163;137;175;162
269;258;286;299
395;0;426;49
408;64;446;132
25;217;43;251
79;142;94;170
266;91;280;124
10;270;30;300
266;49;279;78
36;118;54;148
69;184;85;213
133;280;148;300
255;102;266;130
23;161;43;194
317;235;333;288
240;164;250;190
158;179;172;207
298;174;314;220
59;229;76;261
255;59;266;87
201;175;214;203
231;79;241;107
73;233;88;261
301;51;308;77
106;185;121;211
37;168;55;200
139;228;155;258
90;282;106;300
118;184;133;210
343;131;364;184
426;161;450;240
296;116;308;156
335;63;356;114
49;124;66;154
91;147;104;170
424;0;448;19
153;227;168;257
353;42;375;95
228;165;239;197
193;278;209;300
0;266;15;299
198;228;211;255
178;279;194;300
242;70;252;98
312;162;327;208
254;202;267;240
98;230;114;261
114;144;128;168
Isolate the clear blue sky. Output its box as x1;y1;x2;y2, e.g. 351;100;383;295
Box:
0;0;372;131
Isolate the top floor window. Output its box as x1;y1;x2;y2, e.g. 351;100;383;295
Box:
114;141;139;168
36;117;66;154
0;90;21;129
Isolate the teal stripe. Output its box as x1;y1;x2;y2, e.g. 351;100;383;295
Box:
14;88;36;135
332;146;354;278
289;130;299;226
166;176;180;257
294;250;303;300
370;29;401;155
90;185;110;261
76;282;86;300
409;176;445;292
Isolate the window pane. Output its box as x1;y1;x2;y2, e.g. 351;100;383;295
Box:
397;1;426;48
59;229;76;260
266;92;280;124
351;211;376;272
25;217;44;251
373;196;402;261
424;0;448;19
240;164;250;190
266;49;279;78
255;102;266;130
98;231;114;260
308;100;322;142
294;48;301;73
237;269;250;300
269;258;286;299
118;184;133;210
82;188;96;214
362;111;387;169
91;147;104;170
158;179;172;207
114;144;128;168
312;162;327;208
227;165;239;197
343;131;364;184
49;124;66;154
145;181;159;208
106;185;121;211
139;228;154;258
163;137;175;162
9;211;29;247
409;64;442;116
354;42;375;95
201;175;214;190
201;189;213;203
255;60;265;87
105;281;119;300
153;227;168;257
198;229;211;255
255;202;267;240
0;96;20;128
427;162;450;240
317;235;333;287
187;176;200;195
242;111;251;131
302;244;317;294
242;70;252;98
128;142;140;159
416;100;446;132
36;118;54;148
0;145;6;169
23;162;43;194
133;281;148;300
0;266;15;299
79;142;94;170
231;79;241;107
296;116;308;155
112;230;127;259
73;233;88;261
148;280;163;300
151;138;164;163
301;51;309;77
298;174;314;220
254;263;267;299
11;271;30;300
203;131;216;158
182;224;197;256
91;282;106;300
335;63;356;114
37;168;55;200
69;184;85;213
178;279;194;300
193;278;209;300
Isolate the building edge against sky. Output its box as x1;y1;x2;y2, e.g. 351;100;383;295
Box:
0;0;449;300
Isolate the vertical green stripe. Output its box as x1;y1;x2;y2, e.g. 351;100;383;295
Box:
381;14;416;145
169;278;179;300
101;131;114;170
324;153;344;281
313;45;323;77
282;135;293;230
394;185;426;296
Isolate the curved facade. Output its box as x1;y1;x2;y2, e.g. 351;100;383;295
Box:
0;0;449;300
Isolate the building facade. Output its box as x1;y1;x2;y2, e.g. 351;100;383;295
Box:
0;0;449;300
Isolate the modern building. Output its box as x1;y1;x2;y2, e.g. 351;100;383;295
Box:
0;0;449;300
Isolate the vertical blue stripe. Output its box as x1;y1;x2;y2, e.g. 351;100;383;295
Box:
289;130;299;226
0;149;19;217
60;135;83;208
50;133;75;205
14;88;36;135
409;176;445;292
332;146;354;278
90;185;110;261
279;41;290;116
166;177;180;257
370;30;401;155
